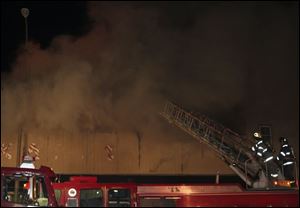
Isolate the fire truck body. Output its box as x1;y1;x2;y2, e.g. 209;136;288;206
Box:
52;176;299;207
1;166;58;207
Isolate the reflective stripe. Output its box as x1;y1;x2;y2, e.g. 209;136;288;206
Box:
257;152;262;157
282;144;288;147
276;156;279;160
283;161;294;166
280;152;285;156
264;156;273;163
286;152;290;155
257;140;263;145
263;148;267;153
271;173;278;178
251;147;255;152
258;146;264;150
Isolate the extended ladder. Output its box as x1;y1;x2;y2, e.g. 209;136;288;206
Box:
160;101;261;180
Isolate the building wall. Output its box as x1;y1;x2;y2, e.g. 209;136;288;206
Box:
1;130;232;175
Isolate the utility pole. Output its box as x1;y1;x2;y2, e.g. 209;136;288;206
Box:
21;8;29;47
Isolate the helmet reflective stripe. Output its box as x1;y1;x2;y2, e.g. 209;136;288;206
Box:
263;148;267;153
257;152;262;157
271;173;278;178
282;144;288;147
280;152;285;156
20;162;35;169
251;146;255;151
283;161;294;166
264;156;273;163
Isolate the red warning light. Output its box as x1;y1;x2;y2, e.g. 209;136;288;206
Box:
23;182;30;189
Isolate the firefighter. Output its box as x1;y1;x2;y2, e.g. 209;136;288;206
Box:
251;132;280;179
251;132;274;163
276;137;295;182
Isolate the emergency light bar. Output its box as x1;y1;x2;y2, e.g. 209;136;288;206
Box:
273;180;291;188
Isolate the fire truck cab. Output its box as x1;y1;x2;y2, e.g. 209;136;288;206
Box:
52;176;299;207
1;165;58;207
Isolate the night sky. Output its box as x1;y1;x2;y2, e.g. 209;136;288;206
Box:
1;1;90;72
1;2;299;154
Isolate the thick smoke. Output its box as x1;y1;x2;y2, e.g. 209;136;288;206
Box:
1;2;298;137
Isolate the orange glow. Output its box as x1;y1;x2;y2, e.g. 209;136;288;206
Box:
274;180;291;187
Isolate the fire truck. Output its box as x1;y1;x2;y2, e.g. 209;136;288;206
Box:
1;163;298;207
1;157;58;207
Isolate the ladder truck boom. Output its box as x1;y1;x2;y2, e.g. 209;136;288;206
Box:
160;101;287;189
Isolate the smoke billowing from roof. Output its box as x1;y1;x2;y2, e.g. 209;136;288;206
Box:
1;2;298;137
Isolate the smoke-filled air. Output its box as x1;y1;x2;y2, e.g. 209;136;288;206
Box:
1;2;298;138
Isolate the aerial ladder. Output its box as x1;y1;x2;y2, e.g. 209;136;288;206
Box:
160;101;292;189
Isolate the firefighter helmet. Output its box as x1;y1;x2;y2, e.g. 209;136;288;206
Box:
253;132;262;139
279;137;288;144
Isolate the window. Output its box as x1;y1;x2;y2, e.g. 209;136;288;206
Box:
80;189;103;207
54;189;62;204
108;188;131;207
1;174;48;206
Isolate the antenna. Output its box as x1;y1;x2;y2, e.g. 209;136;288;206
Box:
21;8;30;47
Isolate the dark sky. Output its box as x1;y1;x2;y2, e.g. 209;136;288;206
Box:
1;1;299;141
1;1;90;72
